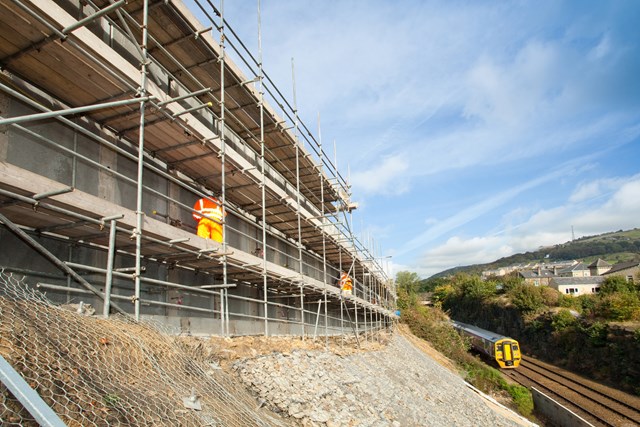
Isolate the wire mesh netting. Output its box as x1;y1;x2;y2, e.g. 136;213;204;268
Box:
0;270;289;426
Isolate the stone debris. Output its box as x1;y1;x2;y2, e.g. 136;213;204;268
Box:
233;334;525;427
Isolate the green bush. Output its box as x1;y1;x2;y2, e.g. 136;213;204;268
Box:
505;383;534;417
396;271;421;294
595;293;640;321
578;295;597;317
509;284;545;313
397;287;417;311
432;284;455;307
460;275;498;299
464;363;504;392
552;309;578;332
540;286;560;307
557;293;583;311
497;273;524;294
600;275;636;295
583;321;608;347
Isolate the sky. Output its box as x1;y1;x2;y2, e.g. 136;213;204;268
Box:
186;0;640;278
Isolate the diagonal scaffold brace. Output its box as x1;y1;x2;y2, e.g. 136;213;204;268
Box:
0;212;128;316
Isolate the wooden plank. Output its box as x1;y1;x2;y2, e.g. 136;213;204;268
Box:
7;47;122;108
0;3;48;45
0;34;21;59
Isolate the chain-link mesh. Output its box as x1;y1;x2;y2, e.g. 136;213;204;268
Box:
0;270;290;426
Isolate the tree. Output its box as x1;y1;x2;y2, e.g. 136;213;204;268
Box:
596;293;640;321
396;271;420;294
551;309;578;332
395;271;421;310
459;275;497;300
509;284;545;313
497;272;524;293
600;275;635;295
419;276;449;293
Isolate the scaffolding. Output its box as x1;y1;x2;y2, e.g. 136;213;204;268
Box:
0;0;396;339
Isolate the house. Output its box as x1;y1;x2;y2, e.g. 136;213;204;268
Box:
481;265;519;279
602;261;640;283
550;276;604;296
519;268;555;287
588;258;612;276
482;268;508;279
557;262;591;277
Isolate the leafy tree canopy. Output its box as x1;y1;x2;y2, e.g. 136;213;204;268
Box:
600;275;637;295
396;271;420;294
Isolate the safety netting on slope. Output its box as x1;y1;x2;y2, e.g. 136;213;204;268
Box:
0;270;289;426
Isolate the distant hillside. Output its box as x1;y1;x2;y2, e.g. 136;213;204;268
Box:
431;228;640;278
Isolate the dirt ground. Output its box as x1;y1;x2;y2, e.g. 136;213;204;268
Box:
178;324;460;374
179;330;393;369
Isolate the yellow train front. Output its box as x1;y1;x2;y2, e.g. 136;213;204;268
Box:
452;321;521;368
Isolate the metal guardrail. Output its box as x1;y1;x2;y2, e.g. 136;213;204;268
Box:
0;355;67;427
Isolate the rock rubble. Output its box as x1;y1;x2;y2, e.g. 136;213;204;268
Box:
234;334;526;426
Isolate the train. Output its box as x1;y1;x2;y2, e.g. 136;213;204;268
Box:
452;321;521;369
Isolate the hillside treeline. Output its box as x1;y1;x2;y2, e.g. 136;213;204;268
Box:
433;228;640;278
501;238;640;265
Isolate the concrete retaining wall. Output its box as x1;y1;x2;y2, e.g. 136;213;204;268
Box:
531;387;594;427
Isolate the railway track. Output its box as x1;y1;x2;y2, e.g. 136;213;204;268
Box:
503;355;640;427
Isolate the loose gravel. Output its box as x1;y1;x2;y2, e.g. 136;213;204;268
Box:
234;333;529;426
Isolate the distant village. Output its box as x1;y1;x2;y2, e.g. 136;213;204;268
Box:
481;259;640;296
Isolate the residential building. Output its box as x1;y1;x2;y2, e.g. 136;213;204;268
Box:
558;262;591;277
550;276;604;296
602;261;640;283
519;268;555;287
588;258;612;276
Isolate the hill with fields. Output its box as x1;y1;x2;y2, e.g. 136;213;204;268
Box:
431;228;640;278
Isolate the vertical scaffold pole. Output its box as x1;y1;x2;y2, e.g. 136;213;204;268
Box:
258;0;268;336
369;273;374;341
339;248;343;346
362;265;368;341
377;279;382;339
318;113;328;346
291;58;305;340
354;282;359;337
219;0;228;336
103;219;117;318
133;0;150;321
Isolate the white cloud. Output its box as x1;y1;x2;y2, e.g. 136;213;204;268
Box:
351;153;409;196
416;175;640;277
568;177;626;203
416;236;514;277
573;177;640;232
395;161;582;258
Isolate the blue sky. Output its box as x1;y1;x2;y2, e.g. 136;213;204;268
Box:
186;1;640;277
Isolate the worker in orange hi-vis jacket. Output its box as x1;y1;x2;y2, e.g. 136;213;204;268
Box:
338;271;353;297
192;197;227;243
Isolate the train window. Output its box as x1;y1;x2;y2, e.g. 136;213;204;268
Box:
496;344;503;351
512;345;519;352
